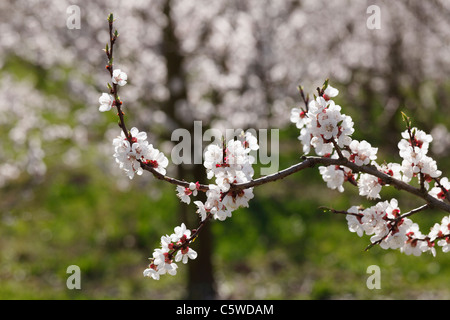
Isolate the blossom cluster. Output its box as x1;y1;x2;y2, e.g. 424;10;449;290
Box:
143;223;197;280
348;127;444;201
112;127;169;179
291;85;380;197
346;200;450;256
143;132;259;280
291;85;354;156
351;127;443;200
290;82;450;256
193;132;258;221
347;199;413;251
292;85;382;198
291;84;448;203
398;128;441;185
99;69;169;180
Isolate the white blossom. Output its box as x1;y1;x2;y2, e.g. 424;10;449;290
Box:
428;216;450;254
112;69;128;86
319;165;345;193
346;206;364;237
358;173;382;199
194;200;209;221
171;223;191;243
143;266;160;280
398;128;441;184
175;247;198;264
98;93;114;112
347;140;378;166
290;108;308;129
398;128;433;159
196;131;258;221
400;223;428;256
430;177;450;201
176;186;192;204
176;182;199;204
323;84;339;100
144;145;169;176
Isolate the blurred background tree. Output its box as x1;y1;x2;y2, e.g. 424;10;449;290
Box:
1;0;450;299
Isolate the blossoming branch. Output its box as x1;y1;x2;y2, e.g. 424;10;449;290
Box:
98;14;450;280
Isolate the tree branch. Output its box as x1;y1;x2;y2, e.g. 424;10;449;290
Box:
139;154;450;214
398;204;431;220
230;156;450;213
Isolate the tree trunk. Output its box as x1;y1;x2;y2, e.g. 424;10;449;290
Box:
163;0;216;299
186;164;216;299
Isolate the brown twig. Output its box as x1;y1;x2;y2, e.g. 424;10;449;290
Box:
140;161;209;192
105;14;131;144
398;204;430;220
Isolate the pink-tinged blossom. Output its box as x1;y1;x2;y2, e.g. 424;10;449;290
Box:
346;140;378;166
401;223;428;256
175;182;199;204
98;93;114;112
357;162;402;200
171;223;191;243
428;216;450;254
358;173;382;199
112;69;128;86
346;206;364;237
323;84;339;100
429;177;450;201
290;107;308;129
319;165;345;193
175;247;198;264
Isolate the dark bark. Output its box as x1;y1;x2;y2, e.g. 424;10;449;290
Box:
186;164;216;299
162;0;217;299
